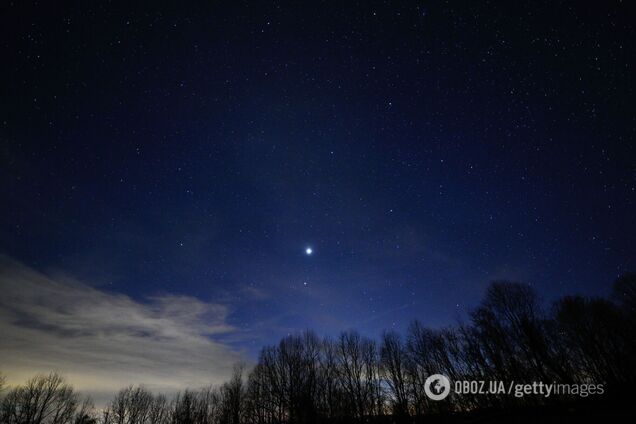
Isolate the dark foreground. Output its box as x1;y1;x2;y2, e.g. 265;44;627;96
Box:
355;399;636;424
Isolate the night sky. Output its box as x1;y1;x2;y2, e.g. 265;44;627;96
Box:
1;0;635;397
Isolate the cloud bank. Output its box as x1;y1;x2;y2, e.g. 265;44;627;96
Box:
0;256;243;405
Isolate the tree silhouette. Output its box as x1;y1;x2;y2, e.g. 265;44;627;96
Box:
0;373;84;424
2;275;636;424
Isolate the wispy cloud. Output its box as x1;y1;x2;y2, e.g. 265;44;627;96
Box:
0;255;244;406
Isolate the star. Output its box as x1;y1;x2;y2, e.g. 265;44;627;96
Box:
305;247;313;255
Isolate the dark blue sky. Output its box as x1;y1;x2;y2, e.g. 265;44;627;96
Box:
1;1;635;356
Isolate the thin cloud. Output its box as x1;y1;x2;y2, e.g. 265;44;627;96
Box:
0;255;244;406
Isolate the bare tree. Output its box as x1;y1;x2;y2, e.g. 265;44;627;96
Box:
145;394;168;424
103;386;154;424
6;275;636;424
171;390;196;424
0;373;79;424
554;295;633;384
380;331;409;419
317;337;344;421
334;331;382;421
220;364;245;424
74;398;97;424
405;321;462;414
470;281;560;383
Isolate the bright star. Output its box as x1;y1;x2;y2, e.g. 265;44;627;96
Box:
305;247;313;255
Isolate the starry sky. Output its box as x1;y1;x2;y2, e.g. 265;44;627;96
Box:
1;0;635;397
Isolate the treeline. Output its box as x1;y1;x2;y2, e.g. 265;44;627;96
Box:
1;275;635;424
